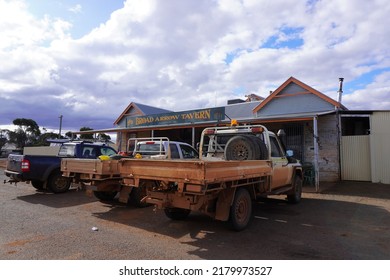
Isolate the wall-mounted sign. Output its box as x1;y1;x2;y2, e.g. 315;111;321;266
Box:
126;107;225;127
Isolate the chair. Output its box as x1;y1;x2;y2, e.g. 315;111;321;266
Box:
302;162;315;186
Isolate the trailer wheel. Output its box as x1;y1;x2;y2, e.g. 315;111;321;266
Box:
224;135;259;160
229;188;252;231
129;180;151;208
93;191;118;201
287;175;302;204
48;170;71;193
31;180;45;191
164;208;191;220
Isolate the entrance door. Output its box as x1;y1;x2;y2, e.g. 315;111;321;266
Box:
341;135;371;181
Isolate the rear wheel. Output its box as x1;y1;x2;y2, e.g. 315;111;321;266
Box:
48;171;71;193
93;191;118;201
229;188;252;231
31;180;44;191
164;208;191;220
129;180;151;208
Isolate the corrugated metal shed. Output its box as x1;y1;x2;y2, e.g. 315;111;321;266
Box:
341;135;371;181
370;111;390;184
225;101;261;119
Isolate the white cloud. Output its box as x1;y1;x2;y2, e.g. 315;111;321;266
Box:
0;0;389;132
343;71;390;110
68;4;82;14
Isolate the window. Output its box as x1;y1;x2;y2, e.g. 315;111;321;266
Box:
59;144;76;157
269;136;284;158
82;147;95;158
341;116;370;136
169;143;180;158
180;144;199;159
100;147;117;156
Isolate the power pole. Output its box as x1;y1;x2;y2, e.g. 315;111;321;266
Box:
59;115;63;138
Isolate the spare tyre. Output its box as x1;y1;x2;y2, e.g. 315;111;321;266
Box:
246;135;268;160
224;135;259;160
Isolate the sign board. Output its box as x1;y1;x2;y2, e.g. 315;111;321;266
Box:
126;107;225;128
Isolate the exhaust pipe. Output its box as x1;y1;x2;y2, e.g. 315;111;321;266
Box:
337;77;344;104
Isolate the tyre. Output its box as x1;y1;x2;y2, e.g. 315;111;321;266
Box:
164;208;191;220
48;170;71;193
245;135;268;160
93;191;118;201
248;135;268;160
31;180;45;191
129;180;151;208
287;175;303;204
224;135;259;160
229;188;252;231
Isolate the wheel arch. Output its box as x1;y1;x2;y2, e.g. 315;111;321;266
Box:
43;164;61;181
215;185;255;222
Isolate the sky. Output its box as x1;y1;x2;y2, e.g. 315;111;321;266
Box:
0;0;389;135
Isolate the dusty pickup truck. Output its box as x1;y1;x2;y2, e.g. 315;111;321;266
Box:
61;139;199;205
62;124;302;230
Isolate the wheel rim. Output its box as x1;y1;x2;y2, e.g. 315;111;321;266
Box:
232;144;249;160
54;177;69;191
235;196;249;224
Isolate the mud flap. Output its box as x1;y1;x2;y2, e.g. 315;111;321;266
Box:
118;186;133;203
215;188;236;221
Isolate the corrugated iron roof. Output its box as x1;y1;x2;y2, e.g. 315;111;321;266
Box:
224;101;261;119
135;103;173;115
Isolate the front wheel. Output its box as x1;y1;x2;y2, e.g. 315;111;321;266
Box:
229;188;252;231
48;171;71;193
287;175;302;204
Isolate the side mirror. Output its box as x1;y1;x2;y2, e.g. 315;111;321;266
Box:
286;150;294;157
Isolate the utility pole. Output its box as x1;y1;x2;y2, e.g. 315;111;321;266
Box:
58;115;63;138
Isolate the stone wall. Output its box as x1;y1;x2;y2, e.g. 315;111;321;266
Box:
304;114;340;182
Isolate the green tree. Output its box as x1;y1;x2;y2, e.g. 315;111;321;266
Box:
98;133;111;143
0;129;9;153
79;127;94;140
36;132;63;146
65;131;74;139
9;118;41;148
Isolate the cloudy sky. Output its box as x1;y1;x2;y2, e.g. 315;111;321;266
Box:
0;0;389;134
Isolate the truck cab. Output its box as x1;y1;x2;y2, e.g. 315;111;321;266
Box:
130;138;198;159
200;124;301;191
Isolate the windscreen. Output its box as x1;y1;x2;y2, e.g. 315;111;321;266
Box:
136;143;165;155
58;144;76;157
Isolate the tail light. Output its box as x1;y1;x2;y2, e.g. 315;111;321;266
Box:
251;127;264;133
204;129;215;135
21;159;30;172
